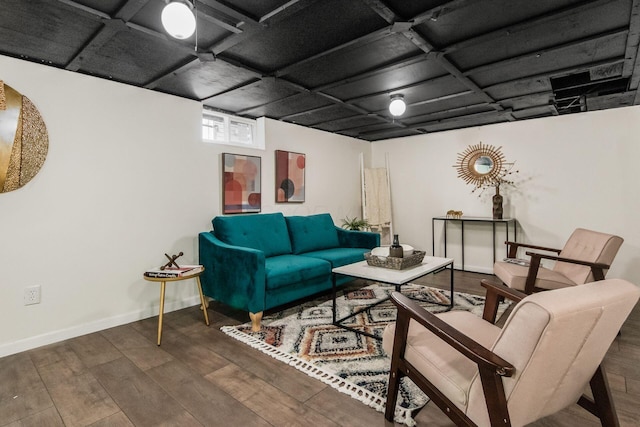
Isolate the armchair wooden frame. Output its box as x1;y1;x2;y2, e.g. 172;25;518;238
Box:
505;241;610;294
384;280;620;427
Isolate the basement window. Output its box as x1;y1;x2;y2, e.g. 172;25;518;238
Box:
202;109;264;149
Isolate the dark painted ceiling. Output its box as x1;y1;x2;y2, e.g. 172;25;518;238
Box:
1;0;639;141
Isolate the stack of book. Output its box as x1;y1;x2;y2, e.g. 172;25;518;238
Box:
502;258;530;267
144;264;203;278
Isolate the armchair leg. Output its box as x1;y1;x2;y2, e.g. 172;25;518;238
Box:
249;311;263;332
385;363;402;421
578;365;619;427
385;310;411;421
481;282;504;323
524;256;542;294
478;368;511;426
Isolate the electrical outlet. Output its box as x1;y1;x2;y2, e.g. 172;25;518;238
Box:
24;285;41;305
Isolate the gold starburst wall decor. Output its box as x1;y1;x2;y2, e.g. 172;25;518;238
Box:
453;142;518;194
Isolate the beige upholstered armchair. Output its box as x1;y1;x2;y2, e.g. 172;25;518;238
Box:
383;279;640;426
493;228;623;294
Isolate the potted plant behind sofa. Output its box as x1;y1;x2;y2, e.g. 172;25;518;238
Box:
341;216;370;231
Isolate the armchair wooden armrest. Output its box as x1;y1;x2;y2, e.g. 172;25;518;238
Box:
524;251;610;270
480;279;525;323
390;292;514;376
505;240;562;258
523;251;611;293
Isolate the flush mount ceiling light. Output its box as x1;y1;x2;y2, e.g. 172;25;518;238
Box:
389;94;406;116
161;0;196;40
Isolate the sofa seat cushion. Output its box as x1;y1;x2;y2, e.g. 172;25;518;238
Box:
285;213;340;254
265;255;331;290
300;247;369;268
213;212;292;257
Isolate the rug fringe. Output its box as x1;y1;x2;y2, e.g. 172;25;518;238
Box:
220;325;417;426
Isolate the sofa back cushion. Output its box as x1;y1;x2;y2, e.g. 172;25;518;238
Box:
213;213;292;257
285;213;340;254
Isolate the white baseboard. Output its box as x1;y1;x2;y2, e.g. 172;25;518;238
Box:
454;264;494;275
0;295;202;358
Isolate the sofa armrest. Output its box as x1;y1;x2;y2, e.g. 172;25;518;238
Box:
336;227;380;249
198;232;266;314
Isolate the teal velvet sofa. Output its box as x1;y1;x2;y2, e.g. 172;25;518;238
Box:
198;212;379;330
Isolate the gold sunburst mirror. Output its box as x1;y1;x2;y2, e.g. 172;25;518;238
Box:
0;79;48;193
453;142;511;190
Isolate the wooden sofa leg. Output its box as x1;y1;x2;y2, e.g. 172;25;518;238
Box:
250;311;263;332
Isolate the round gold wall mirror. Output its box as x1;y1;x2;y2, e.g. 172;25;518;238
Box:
453;142;509;189
473;155;494;174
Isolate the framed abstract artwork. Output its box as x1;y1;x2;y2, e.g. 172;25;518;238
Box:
275;150;305;203
222;153;261;214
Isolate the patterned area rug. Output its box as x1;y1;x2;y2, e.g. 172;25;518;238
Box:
221;283;510;426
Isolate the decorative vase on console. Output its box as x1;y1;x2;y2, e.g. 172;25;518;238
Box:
492;185;503;219
389;234;404;258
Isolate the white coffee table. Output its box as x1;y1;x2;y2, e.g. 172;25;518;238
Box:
331;256;454;338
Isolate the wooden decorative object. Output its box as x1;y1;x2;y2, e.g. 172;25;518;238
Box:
161;252;184;270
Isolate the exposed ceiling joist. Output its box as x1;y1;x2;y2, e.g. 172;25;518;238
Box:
463;28;629;78
625;0;640;80
56;0;110;19
66;19;128;72
442;0;615;55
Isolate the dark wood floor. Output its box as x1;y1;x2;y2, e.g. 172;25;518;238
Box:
1;271;639;426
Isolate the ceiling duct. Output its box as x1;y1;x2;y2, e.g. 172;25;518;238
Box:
551;70;629;115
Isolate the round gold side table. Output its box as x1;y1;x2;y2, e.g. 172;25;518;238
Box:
143;268;209;345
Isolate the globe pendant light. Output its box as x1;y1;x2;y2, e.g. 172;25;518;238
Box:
389;94;406;116
162;1;196;40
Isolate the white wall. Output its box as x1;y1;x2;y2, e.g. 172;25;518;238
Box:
0;55;371;357
372;107;640;281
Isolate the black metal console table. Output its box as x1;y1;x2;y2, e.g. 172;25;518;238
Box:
432;216;517;271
